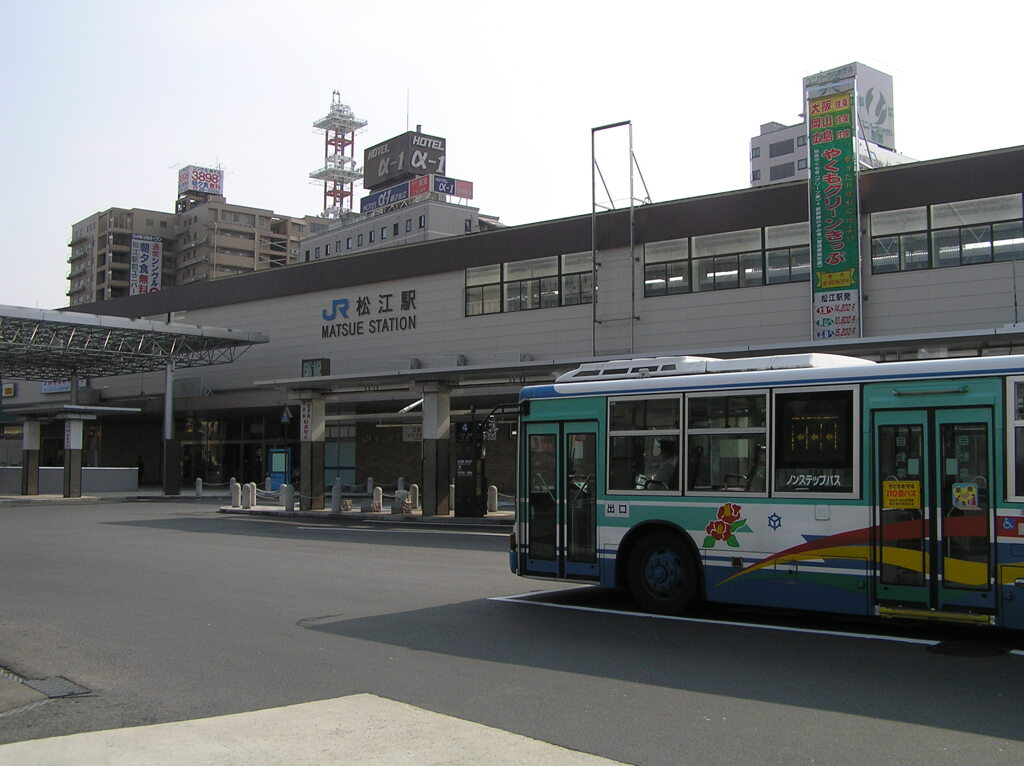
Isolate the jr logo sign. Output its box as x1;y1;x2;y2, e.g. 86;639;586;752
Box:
321;299;350;321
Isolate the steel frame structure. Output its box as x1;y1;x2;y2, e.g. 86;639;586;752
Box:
311;92;367;218
0;305;267;381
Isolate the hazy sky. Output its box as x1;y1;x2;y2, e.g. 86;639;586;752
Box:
1;0;1020;310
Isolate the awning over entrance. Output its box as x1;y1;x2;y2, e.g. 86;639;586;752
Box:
0;304;269;498
0;305;267;380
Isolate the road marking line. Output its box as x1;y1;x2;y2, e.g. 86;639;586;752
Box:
491;593;1024;652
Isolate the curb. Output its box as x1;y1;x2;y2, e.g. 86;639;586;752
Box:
217;506;514;530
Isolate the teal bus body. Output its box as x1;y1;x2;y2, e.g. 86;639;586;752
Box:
510;354;1024;628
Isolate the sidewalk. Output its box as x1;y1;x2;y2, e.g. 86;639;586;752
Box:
0;491;514;527
0;686;626;765
218;503;514;527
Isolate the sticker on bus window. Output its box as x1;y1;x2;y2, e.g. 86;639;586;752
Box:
952;483;980;510
604;502;630;518
883;480;920;509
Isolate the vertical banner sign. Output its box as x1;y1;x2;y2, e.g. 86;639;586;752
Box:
300;401;312;442
130;234;163;295
808;89;861;341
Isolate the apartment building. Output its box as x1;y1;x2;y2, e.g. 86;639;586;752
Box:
67;198;323;306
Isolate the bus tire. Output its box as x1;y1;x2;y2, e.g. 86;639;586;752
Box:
627;531;698;615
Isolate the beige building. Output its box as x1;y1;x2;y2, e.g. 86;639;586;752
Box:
68;196;324;306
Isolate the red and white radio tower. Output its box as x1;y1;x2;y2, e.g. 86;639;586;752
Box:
310;92;367;218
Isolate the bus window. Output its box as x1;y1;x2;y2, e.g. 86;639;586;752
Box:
686;392;767;493
1011;380;1024;498
774;389;855;493
608;397;681;491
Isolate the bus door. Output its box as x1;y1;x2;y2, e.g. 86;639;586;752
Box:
521;422;599;580
873;408;994;616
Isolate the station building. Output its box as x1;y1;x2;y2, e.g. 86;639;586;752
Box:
7;144;1024;509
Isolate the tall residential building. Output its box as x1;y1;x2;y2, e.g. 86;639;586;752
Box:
750;62;915;187
173;194;324;286
68;207;176;306
68;178;323;306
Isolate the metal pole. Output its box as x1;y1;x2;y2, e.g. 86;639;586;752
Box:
591;127;598;357
164;360;174;442
162;358;181;495
629;121;636;354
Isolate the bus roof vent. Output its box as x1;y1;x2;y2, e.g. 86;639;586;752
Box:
705;353;875;373
555;353;873;382
555;356;720;382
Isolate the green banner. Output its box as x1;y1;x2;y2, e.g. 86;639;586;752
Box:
808;89;860;340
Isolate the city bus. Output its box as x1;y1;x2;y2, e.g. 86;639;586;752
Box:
510;352;1024;629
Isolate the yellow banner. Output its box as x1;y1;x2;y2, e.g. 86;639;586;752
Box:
883;480;920;509
816;269;857;289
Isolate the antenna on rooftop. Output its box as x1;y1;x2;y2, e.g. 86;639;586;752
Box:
310;91;367;219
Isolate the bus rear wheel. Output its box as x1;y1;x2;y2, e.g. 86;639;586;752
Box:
627;532;699;615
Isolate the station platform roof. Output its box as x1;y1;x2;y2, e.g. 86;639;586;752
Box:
0;305;268;381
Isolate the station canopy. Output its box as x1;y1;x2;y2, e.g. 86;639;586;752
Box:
0;305;268;381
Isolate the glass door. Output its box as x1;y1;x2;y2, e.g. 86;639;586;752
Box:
523;423;559;576
935;410;992;610
873;408;993;614
521;422;599;579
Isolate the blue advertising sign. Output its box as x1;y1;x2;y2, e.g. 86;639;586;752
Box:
360;181;411;213
433;175;457;195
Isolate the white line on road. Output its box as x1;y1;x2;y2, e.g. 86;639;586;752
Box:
491;592;1024;654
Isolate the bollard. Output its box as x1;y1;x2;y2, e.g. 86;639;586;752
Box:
280;483;294;511
397;476;405;492
264;476;272;492
248;482;258;507
366;477;374;498
410;484;420;510
331;476;342;513
231;480;241;508
229;477;237;497
195;477;203;497
241;482;253;509
450;484;456;513
373;486;383;512
488;485;498;514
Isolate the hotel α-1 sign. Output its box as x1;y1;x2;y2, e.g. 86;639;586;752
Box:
808;89;861;341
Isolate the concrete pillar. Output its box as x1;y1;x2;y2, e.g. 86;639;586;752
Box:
63;419;83;498
21;420;40;496
421;384;451;516
298;396;326;511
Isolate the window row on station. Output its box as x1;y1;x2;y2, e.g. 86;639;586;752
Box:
870;193;1023;273
462;193;1024;317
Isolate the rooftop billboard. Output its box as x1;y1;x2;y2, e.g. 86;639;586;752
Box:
178;165;225;196
363;132;446;191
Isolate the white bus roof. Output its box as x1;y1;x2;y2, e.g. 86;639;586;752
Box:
523;353;1024;402
554;353;873;383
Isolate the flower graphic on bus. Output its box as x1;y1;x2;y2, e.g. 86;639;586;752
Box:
704;502;750;549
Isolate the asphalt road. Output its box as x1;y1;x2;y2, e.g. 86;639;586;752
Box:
2;501;1024;765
